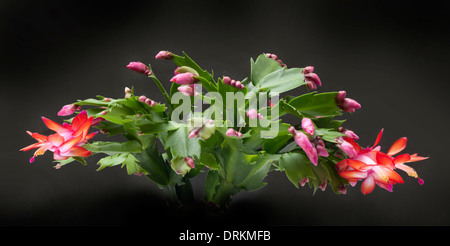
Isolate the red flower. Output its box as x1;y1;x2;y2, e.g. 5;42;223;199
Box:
20;111;96;163
336;129;428;195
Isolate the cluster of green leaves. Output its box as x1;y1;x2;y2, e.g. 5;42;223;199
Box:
58;52;352;207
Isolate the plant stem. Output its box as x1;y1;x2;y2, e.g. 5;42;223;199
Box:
212;180;237;208
162;184;180;207
149;75;172;110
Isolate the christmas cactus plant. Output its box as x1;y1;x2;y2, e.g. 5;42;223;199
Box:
20;51;428;208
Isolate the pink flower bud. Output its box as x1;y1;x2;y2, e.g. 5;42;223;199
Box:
223;76;231;85
294;131;318;166
343;129;359;140
303;66;314;74
145;98;156;107
304;72;322;87
306;81;317;90
170;72;198;85
236;131;243;138
342;98;361;113
226;128;237;137
257;113;263;119
185;157;195;169
300;177;309;187
155;50;173;60
139;96;147;102
126;62;151;76
230;80;236;87
235;81;242;88
125;87;132;94
57;104;79;116
301;118;315;135
335;91;347;105
337;139;357;158
247;109;258;119
288;126;297;135
178;85;196;96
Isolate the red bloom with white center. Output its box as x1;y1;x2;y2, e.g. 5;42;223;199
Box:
20;110;97;163
336;129;428;195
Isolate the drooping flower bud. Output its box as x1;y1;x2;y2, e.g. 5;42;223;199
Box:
302;66;314;74
57;104;81;116
138;95;147;102
144;98;156;107
155;50;173;60
343;129;359;140
126;62;151;76
170;72;198;85
170;157;191;176
294;131;318;166
301;117;315;136
304;72;322;87
336;138;357;158
124;87;132;98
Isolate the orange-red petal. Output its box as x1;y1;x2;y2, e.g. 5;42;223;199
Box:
343;137;361;154
48;134;65;147
371;128;384;149
42;117;66;134
347;159;371;171
58;134;83;153
361;175;375;195
407;153;429;163
394;153;411;164
339;170;368;180
387;137;407;156
376;152;395;169
62;146;91;157
20;142;42;151
72;116;93;139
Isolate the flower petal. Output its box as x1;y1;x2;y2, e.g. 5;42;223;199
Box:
20;142;42;152
58;134;83;153
347;159;371;171
72;116;93;139
387;137;407;156
361;175;375;195
59;146;91;158
396;163;418;178
71;110;88;132
48;134;65;147
42;117;66;134
371;128;384;149
407;153;429;163
394;153;411;164
376;152;395;169
339;170;368;180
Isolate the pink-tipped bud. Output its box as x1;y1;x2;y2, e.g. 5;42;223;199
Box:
185;157;195;169
230;80;236;87
337;139;357;158
304;72;322;87
236;131;243;138
139;96;147;102
294;131;318;166
338;184;347;194
103;98;112;102
170;72;198;85
145;98;156;107
223;76;231;85
57;104;80;116
335;91;347;105
301;118;315;136
303;66;314;74
155;50;173;60
306;81;317;90
343;129;359;140
300;177;309;187
125;87;132;94
342;98;361;113
288;126;297;135
126;62;151;76
178;85;196;96
257;113;263;119
235;81;242;88
247;109;258;119
226;128;237;137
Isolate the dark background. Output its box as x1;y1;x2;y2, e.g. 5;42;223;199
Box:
0;0;449;228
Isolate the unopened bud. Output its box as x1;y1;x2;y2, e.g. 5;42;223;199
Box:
155;50;173;60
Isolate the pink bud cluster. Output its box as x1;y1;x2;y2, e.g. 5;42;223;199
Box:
222;76;245;90
226;128;243;138
302;66;322;90
265;53;287;67
335;91;361;113
126;62;152;76
138;95;156;107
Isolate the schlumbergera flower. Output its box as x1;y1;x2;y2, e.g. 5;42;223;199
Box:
288;125;328;166
336;129;428;195
20;110;96;164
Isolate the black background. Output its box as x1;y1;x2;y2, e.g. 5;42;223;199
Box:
1;0;449;229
